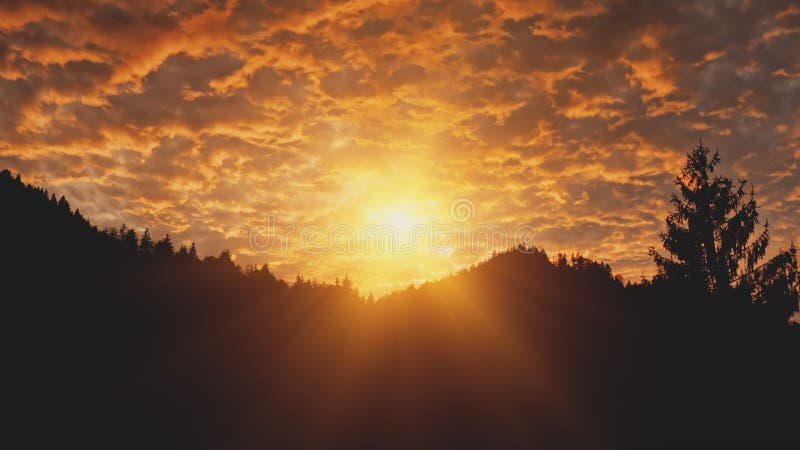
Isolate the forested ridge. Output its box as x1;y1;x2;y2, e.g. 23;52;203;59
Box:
4;145;800;449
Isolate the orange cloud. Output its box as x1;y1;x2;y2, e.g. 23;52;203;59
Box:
1;0;799;294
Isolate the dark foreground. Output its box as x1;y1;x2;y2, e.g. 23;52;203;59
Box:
4;170;800;449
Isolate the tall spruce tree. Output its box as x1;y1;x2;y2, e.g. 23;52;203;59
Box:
651;141;798;320
139;228;154;255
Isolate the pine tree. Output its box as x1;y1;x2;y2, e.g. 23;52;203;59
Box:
253;264;278;284
154;234;174;257
341;275;353;291
120;224;138;254
139;228;154;254
57;195;70;212
651;141;798;320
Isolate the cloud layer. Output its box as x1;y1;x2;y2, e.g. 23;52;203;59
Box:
1;0;799;293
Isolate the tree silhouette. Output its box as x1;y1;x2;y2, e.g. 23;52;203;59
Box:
650;141;798;319
139;228;154;254
120;223;138;254
57;195;70;212
3;167;800;449
154;233;174;258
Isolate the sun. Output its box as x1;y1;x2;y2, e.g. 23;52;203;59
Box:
367;205;424;239
388;210;420;235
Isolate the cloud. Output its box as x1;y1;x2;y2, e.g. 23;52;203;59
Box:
247;66;310;103
320;65;373;97
143;52;244;94
45;59;113;93
350;18;393;39
8;19;74;50
0;0;798;294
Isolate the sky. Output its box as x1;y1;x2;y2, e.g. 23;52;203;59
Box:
1;0;799;295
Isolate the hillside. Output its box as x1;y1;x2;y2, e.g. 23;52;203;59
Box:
3;169;799;450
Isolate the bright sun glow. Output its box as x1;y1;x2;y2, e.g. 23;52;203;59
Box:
366;205;425;239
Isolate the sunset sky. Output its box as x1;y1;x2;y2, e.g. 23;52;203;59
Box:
1;0;799;294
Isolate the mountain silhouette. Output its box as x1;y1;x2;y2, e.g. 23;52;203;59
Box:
3;167;799;450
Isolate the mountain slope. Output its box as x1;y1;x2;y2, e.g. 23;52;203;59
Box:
3;170;799;449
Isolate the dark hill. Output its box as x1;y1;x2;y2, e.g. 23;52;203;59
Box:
3;169;799;450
